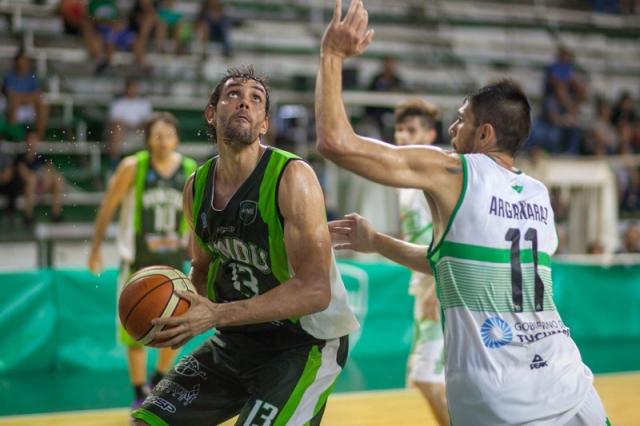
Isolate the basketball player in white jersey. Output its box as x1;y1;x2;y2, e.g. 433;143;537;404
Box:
316;1;609;424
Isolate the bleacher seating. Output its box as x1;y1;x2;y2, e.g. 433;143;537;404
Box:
0;0;638;252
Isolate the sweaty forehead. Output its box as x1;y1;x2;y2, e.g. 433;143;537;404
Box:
223;78;265;94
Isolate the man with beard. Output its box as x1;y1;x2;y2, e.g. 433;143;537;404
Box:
316;1;608;425
131;67;359;426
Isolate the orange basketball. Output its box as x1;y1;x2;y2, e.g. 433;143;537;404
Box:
118;265;196;346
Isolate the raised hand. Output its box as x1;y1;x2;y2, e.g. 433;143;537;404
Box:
328;212;377;253
321;0;374;59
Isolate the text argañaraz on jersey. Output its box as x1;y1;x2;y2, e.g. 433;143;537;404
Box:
488;196;549;224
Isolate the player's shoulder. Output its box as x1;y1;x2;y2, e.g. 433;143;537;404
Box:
118;154;140;172
282;156;315;177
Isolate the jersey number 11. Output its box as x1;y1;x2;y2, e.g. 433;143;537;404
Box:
505;228;545;313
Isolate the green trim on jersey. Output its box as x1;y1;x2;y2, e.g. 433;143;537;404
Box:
427;154;467;333
427;154;468;260
131;408;170;426
258;147;298;284
180;157;198;236
435;258;555;312
429;240;552;267
133;150;150;233
275;345;322;425
191;158;215;256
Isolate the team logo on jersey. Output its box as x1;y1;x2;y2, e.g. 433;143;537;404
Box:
239;200;258;225
530;354;548;369
511;184;524;193
480;316;513;348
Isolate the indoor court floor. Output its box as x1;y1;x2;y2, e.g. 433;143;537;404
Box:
1;372;638;426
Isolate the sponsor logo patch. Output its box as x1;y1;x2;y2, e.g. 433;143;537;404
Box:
480;316;513;348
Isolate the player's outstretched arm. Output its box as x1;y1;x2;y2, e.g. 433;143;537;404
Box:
88;156;137;274
316;0;461;195
329;213;432;275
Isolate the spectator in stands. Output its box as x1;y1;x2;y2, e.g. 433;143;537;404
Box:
364;56;404;140
0;138;18;217
195;0;233;58
528;46;587;154
85;0;145;73
586;240;605;254
611;91;638;153
588;97;620;156
155;0;190;54
58;0;87;35
2;50;50;140
107;77;153;166
128;0;158;63
15;130;64;225
619;223;640;253
619;165;640;213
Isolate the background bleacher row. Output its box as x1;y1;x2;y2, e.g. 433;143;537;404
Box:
0;0;639;266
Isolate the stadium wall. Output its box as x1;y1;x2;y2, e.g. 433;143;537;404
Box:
0;261;639;414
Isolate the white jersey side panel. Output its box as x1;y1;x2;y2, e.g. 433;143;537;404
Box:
300;251;360;339
430;154;593;425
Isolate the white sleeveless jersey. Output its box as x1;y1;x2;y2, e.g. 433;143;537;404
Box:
428;154;594;425
398;187;434;295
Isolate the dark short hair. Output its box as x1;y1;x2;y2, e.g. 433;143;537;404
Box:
206;66;271;144
143;112;179;145
394;99;441;131
466;79;531;156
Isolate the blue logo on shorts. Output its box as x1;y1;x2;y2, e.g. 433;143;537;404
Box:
481;316;513;348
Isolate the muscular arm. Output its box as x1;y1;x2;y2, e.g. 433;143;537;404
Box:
182;175;212;296
87;156;137;272
152;160;334;346
330;213;431;275
315;0;462;197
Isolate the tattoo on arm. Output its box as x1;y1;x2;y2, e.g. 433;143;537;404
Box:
446;166;463;174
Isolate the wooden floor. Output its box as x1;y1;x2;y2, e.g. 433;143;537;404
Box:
2;372;638;426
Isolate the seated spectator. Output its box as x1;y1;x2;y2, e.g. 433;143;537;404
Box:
59;0;87;35
128;0;158;62
611;91;639;153
107;77;152;165
618;165;640;213
196;0;233;58
85;0;143;73
15;130;64;225
528;46;587;154
155;0;191;54
586;240;605;254
2;50;49;140
618;223;640;253
364;56;404;141
587;97;620;156
0;138;18;217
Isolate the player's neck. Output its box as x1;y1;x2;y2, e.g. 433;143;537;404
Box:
150;151;180;176
216;141;266;188
486;151;516;172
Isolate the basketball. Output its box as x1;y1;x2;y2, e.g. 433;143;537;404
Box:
118;265;197;346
